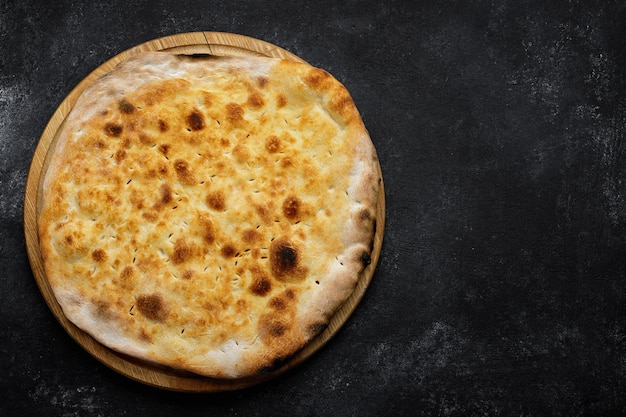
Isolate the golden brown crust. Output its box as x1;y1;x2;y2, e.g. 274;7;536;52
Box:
38;52;379;378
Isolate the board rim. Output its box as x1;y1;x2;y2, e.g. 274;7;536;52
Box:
23;31;385;392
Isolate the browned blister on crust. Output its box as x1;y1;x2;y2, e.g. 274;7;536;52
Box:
38;52;380;378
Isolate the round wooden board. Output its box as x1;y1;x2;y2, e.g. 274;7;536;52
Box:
23;32;385;392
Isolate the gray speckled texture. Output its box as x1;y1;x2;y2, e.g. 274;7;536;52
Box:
2;0;626;416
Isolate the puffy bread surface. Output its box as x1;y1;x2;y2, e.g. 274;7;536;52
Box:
39;52;379;378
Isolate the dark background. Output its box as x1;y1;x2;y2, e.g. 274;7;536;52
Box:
2;0;626;415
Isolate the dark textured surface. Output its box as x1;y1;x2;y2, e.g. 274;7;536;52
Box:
2;0;626;415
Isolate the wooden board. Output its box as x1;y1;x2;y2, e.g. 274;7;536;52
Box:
23;32;385;392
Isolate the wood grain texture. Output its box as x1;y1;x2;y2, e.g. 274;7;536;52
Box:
23;32;384;392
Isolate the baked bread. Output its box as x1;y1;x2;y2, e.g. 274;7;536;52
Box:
38;52;380;379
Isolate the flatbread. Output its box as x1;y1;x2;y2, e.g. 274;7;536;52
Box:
38;52;380;379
